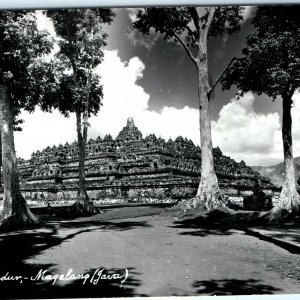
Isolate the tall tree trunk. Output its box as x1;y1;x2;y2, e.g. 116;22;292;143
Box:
76;109;86;199
190;36;226;211
178;8;226;213
192;62;226;210
0;131;2;189
0;84;37;227
73;109;95;214
70;61;95;215
273;95;300;214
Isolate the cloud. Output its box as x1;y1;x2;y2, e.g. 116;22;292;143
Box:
15;49;300;167
89;50;200;143
211;92;300;166
35;10;56;36
125;8;140;23
124;8;161;51
35;10;59;59
15;109;77;159
242;6;255;23
15;50;200;160
126;26;160;51
211;93;283;165
291;93;300;156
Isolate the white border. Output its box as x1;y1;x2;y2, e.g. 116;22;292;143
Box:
0;0;300;9
0;0;299;299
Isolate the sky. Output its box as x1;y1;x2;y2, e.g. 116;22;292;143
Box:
13;7;300;166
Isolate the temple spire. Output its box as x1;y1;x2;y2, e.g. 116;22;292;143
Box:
127;117;135;128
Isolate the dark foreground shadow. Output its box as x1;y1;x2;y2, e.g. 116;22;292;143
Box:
171;210;258;237
193;278;281;295
171;210;300;255
244;228;300;255
0;217;150;298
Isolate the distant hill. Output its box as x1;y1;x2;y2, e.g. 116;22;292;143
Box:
252;156;300;188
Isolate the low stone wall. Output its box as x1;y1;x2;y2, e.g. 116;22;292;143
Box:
19;183;197;203
0;166;281;207
0;182;281;207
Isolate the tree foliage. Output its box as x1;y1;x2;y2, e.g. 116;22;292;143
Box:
0;11;53;111
0;10;54;227
45;9;115;212
134;7;244;211
222;6;300;215
46;9;114;117
222;6;300;99
134;7;244;52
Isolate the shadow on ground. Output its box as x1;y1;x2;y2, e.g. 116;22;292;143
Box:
250;224;300;249
193;278;282;295
171;210;300;255
0;264;143;299
0;215;150;298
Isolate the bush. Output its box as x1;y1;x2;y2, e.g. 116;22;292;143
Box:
243;184;273;211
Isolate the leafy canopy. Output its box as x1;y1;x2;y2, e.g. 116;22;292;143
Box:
222;6;300;99
0;11;53;112
46;9;115;117
133;7;244;49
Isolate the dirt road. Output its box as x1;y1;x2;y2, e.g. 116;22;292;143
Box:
19;209;300;297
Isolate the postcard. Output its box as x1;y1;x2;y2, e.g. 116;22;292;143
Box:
0;3;299;299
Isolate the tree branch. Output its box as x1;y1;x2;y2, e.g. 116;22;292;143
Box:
288;84;296;99
184;25;198;48
207;57;240;99
173;31;198;68
203;7;216;42
188;7;200;37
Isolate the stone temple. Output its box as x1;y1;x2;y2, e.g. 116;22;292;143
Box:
15;118;278;204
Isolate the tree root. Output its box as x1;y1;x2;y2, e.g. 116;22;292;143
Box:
262;188;300;224
262;206;300;225
166;191;232;218
0;209;38;231
72;198;102;217
0;193;38;231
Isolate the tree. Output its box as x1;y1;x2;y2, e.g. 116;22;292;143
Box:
133;7;244;211
222;6;300;215
0;11;53;227
46;9;114;214
0;111;25;189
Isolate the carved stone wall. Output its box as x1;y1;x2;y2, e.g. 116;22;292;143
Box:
9;118;279;203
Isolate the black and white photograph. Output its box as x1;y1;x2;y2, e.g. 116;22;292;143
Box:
0;2;300;298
